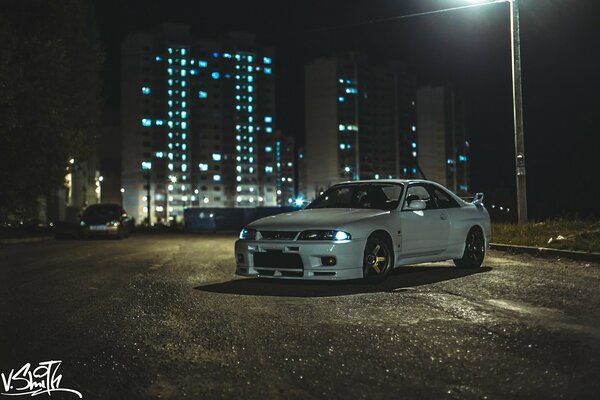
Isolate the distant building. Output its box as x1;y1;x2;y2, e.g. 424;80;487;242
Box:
121;24;289;224
416;85;470;193
97;108;122;204
47;157;101;224
258;130;295;206
304;53;418;199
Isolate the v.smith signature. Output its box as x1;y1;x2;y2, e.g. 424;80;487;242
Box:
1;360;82;398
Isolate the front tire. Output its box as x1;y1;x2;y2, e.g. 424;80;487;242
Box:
453;227;485;268
362;234;393;282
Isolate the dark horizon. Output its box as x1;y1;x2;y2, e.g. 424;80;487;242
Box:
91;0;600;219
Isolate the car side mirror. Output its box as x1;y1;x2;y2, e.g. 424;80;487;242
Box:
407;199;426;210
472;193;484;206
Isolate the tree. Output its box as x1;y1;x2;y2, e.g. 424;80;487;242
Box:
0;0;104;220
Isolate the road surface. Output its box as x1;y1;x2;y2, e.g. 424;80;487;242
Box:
1;234;599;399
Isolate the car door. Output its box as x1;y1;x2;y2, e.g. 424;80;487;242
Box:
399;184;450;257
429;184;463;249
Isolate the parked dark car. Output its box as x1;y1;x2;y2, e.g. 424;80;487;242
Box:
79;203;132;239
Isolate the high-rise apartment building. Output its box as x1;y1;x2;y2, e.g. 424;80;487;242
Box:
122;25;292;224
304;53;418;199
258;130;295;206
416;85;470;193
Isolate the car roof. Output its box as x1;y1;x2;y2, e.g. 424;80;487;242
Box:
333;179;440;185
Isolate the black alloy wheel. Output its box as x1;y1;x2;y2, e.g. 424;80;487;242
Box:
453;228;485;268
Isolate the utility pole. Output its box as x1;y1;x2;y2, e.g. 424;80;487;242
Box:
510;0;528;223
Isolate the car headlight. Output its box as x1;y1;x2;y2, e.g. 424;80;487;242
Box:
80;221;86;226
239;228;257;240
107;220;120;227
298;230;351;241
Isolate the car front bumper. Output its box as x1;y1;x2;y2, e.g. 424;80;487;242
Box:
234;238;367;280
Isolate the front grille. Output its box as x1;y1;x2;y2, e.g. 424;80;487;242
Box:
253;250;304;269
259;231;298;240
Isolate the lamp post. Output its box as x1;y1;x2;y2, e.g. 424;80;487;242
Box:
141;161;152;226
351;0;530;222
509;0;528;223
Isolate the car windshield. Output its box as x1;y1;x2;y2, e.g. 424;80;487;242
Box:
306;183;404;211
82;204;120;218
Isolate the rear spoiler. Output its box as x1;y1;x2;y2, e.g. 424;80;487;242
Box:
471;193;484;206
460;193;483;206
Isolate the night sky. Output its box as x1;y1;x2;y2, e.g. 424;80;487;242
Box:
91;0;600;218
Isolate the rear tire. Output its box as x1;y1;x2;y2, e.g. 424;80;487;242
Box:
362;233;393;283
453;227;485;268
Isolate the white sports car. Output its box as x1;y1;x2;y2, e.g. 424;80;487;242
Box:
234;179;490;281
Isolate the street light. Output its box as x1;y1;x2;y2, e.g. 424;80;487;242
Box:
435;0;528;222
141;161;152;226
321;0;529;223
450;0;528;223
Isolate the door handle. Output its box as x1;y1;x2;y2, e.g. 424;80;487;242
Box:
440;213;448;220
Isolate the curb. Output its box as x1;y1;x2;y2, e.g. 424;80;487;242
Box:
490;243;600;263
0;236;54;245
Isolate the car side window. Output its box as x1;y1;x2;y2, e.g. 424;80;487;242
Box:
429;186;460;209
403;185;436;210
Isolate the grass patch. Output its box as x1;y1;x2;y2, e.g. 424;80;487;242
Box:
492;219;600;253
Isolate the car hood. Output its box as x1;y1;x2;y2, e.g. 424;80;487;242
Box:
247;208;390;231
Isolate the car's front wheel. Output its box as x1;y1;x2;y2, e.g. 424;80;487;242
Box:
453;227;485;268
362;233;393;282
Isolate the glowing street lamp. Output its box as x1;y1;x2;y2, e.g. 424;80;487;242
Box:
454;1;528;222
334;0;529;222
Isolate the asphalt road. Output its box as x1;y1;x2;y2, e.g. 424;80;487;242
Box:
1;234;599;399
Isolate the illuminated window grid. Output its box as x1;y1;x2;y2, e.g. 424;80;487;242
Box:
233;52;258;205
165;47;191;211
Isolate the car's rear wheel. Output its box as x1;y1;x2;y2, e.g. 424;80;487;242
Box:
362;234;393;282
453;227;485;268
